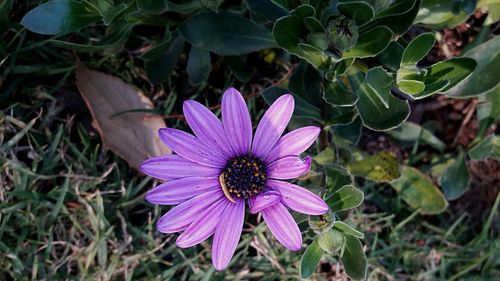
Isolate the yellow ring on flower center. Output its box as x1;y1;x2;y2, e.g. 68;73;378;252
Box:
219;172;236;203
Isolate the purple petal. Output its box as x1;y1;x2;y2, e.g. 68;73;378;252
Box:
176;197;230;248
158;128;226;168
248;191;281;214
145;177;220;205
251;94;294;157
183;100;234;158
267;180;329;215
261;202;302;251
140;155;221;180
212;199;245;271
263;126;321;163
267;156;312;180
157;190;224;233
222;88;253;155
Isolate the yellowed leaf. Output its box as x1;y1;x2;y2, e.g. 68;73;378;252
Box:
76;63;170;170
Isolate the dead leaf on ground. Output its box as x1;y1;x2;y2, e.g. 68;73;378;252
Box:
75;62;170;170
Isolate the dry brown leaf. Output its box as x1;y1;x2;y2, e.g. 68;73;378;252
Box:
76;63;170;170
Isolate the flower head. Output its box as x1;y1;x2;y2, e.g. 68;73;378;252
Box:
141;88;329;270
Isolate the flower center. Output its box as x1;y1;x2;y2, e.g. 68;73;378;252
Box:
219;155;267;202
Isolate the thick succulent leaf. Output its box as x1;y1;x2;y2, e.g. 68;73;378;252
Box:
446;36;500;98
340;235;367;281
390;166;448;215
300;239;323;278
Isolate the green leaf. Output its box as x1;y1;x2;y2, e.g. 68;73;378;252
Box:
261;87;322;122
352;69;411;131
333;221;365;239
348;151;401;182
140;31;172;60
397;79;425;95
420;57;476;97
387;122;445;151
179;12;276;55
318;230;346;254
271;0;301;10
300;239;323;279
290;4;315;18
337;1;375;26
273;15;327;68
477;88;500;136
365;66;393;107
390;165;448;215
377;41;404;71
137;0;169;15
440;150;470;200
21;0;101;35
289;62;323;106
469;135;500;161
364;0;421;38
342;26;393;58
326;185;364;212
323;80;359;107
401;32;436;66
325;166;353;193
415;0;470;28
308;211;335;234
375;0;415;18
187;47;211;86
145;34;185;84
340;235;367;281
446;36;500;98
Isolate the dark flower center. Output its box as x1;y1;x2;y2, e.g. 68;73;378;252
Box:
219;155;267;201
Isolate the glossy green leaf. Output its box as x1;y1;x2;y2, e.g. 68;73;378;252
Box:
337;118;363;144
415;0;470;28
446;36;500;98
477;88;500;136
401;32;436;66
375;0;415;18
377;41;404;71
364;0;421;38
137;0;169;15
340;235;367;281
326;185;364;212
397;79;425;95
21;0;101;35
187;47;211;86
422;57;476;96
333;221;365;239
440;150;470;200
348;151;401;182
290;4;315;18
300;239;323;278
390;166;448;215
179;12;276;55
273;15;327;68
469;135;500;161
289;62;323;106
318;230;346;254
145;34;185;84
261;87;322;121
342;26;393;58
337;1;375;26
387;122;445;151
324;106;358;126
352;69;411;131
365;66;393;107
325;166;353;193
323;80;358;107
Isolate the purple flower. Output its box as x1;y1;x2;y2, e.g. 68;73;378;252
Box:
141;88;329;270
